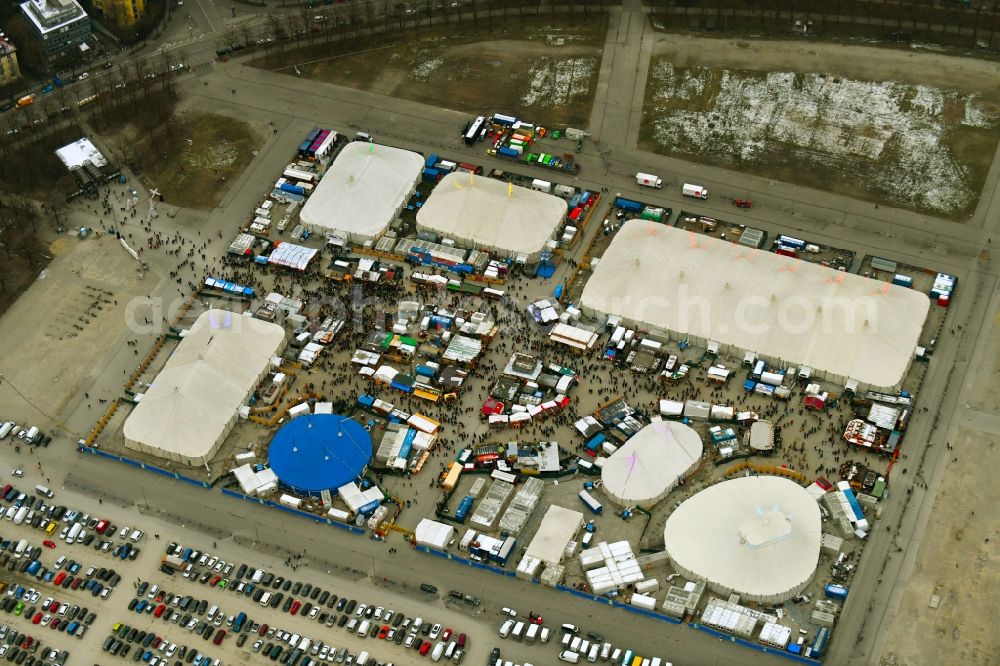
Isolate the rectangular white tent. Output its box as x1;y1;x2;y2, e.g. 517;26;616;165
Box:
580;222;929;390
414;518;455;550
299;141;423;242
523;505;584;565
416;172;566;262
124;310;286;466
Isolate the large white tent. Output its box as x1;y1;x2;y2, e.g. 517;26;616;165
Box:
299;141;423;242
663;476;822;603
580;222;929;390
601;421;703;507
416;172;566;262
523;505;585;565
124;310;286;466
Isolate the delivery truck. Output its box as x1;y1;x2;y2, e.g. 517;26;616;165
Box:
635;173;662;188
682;183;708;199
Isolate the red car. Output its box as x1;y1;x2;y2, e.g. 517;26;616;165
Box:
20;637;32;650
42;540;56;549
153;604;166;618
95;519;109;534
441;628;452;641
378;625;389;639
258;623;268;637
70;578;82;590
419;642;431;656
48;617;59;629
31;613;42;625
209;576;220;587
289;600;301;615
528;612;543;625
48;600;59;612
213;629;226;646
53;572;66;586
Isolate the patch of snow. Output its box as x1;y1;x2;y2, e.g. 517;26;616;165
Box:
411;58;443;81
521;57;596;107
647;63;999;214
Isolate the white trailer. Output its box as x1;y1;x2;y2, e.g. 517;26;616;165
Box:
635;173;662;188
682;183;708;199
531;178;553;194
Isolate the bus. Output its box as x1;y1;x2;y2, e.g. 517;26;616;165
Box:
77;94;98;108
464;115;485;145
15;94;35;108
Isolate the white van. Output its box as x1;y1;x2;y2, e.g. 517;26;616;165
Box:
288;633;300;647
206;605;218;621
356;652;370;666
431;642;445;662
25;426;39;443
13;507;27;525
587;643;600;662
524;624;539;644
570;636;581;652
65;522;82;543
444;641;457;658
251;569;264;583
357;620;370;637
498;620;514;638
511;621;525;641
259;592;272;607
559;652;580;664
561;624;580;635
0;422;13;439
35;485;54;499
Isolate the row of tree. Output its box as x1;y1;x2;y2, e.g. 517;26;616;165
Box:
652;0;1000;48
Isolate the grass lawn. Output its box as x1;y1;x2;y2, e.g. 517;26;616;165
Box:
132;111;260;210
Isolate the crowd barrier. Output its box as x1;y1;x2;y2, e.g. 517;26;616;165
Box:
77;445;211;488
690;623;821;664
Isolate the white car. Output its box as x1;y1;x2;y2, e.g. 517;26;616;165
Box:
429;623;442;639
11;469;23;478
118;526;129;539
501;607;517;617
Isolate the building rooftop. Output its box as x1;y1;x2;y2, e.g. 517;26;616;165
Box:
21;0;87;35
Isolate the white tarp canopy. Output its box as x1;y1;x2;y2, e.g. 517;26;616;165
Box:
580;222;930;390
124;310;286;466
268;242;318;271
601;421;703;508
299;141;423;242
663;476;822;603
414;518;455;550
416;172;566;262
523;505;584;565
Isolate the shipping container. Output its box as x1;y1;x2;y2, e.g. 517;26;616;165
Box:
579;489;603;515
824;584;849;601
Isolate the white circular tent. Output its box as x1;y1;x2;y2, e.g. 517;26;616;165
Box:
600;421;703;508
663;476;822;603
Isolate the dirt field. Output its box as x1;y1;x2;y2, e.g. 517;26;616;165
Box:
877;425;1000;666
253;23;605;127
639;36;1000;219
128;111;261;210
0;226;160;425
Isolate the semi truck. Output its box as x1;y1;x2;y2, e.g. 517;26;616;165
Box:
635;173;662;188
682;183;708;199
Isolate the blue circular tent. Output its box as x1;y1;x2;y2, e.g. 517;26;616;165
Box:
267;414;372;497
